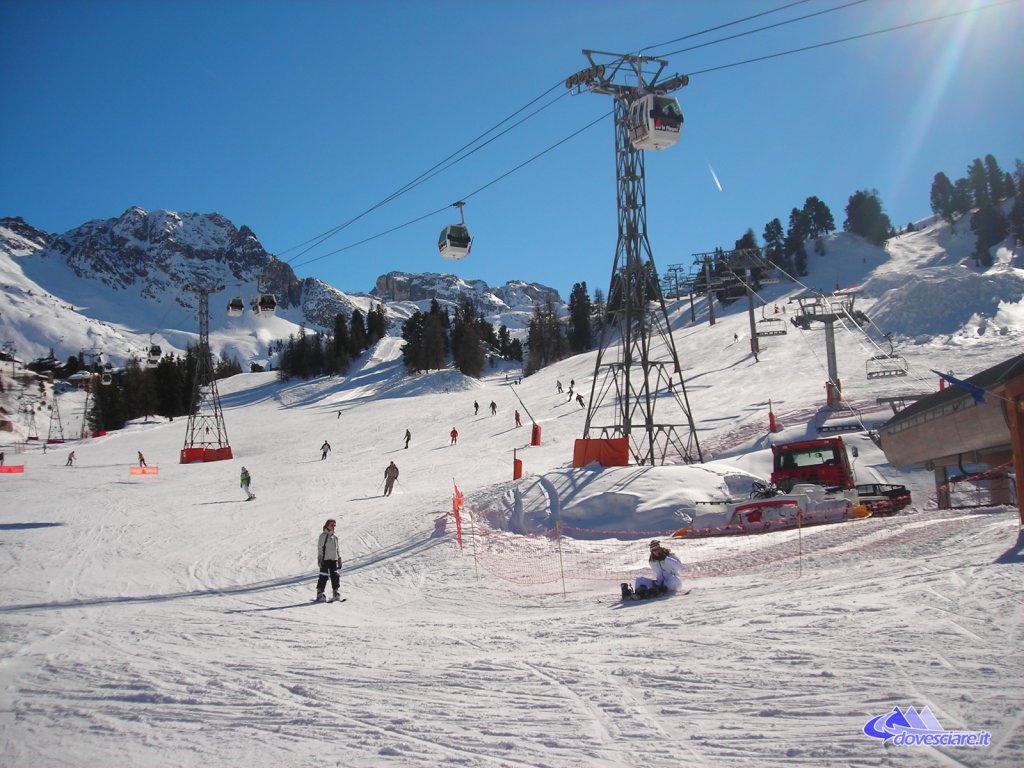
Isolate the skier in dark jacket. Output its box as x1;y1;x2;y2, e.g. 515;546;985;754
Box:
404;429;412;449
383;461;399;496
315;518;342;602
320;440;332;460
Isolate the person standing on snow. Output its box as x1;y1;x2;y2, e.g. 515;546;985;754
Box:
240;466;255;501
0;451;4;466
404;429;411;449
315;518;342;603
473;400;480;416
514;410;522;427
137;451;147;467
450;427;458;445
320;440;332;461
383;461;399;496
489;400;497;416
66;451;76;466
556;380;563;393
576;393;585;408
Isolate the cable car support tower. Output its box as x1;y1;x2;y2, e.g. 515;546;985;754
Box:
572;51;702;465
180;287;233;463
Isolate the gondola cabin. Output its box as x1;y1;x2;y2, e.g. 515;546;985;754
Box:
257;293;278;315
627;93;683;151
227;297;245;316
146;345;162;366
438;224;472;260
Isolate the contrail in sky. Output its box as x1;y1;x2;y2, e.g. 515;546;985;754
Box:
707;161;723;192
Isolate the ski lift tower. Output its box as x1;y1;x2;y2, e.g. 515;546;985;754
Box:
570;51;702;465
791;289;868;408
180;286;233;463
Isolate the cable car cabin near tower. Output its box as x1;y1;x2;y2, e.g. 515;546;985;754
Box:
627;93;683;151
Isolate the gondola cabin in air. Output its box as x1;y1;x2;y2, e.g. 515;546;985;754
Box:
146;336;162;366
438;201;472;260
627;93;683;151
227;296;245;317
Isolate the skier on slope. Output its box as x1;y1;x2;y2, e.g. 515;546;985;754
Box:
320;440;332;461
404;429;411;449
315;518;342;603
450;427;458;445
383;461;399;496
138;451;147;467
240;466;255;501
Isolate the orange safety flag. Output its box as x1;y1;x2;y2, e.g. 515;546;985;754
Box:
453;482;464;549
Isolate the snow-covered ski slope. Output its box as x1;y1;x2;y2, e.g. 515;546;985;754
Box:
1;222;1022;767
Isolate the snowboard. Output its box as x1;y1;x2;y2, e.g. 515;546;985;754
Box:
619;587;691;603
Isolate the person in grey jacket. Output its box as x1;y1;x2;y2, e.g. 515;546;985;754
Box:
315;518;342;602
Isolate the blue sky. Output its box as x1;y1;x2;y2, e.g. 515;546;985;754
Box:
1;0;1021;300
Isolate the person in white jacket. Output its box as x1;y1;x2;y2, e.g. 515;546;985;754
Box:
315;518;342;602
630;539;684;598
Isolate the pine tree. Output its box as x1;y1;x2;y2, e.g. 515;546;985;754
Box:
843;189;892;245
967;158;990;209
567;282;593;353
349;309;368;356
785;208;809;274
984;154;1005;202
930;172;956;223
762;218;787;272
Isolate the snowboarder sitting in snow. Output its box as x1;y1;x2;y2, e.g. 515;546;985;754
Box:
315;518;342;603
623;540;684;600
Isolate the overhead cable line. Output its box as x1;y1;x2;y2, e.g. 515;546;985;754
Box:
279;1;837;265
288;0;1012;272
277;80;571;264
651;0;874;60
683;0;1017;77
637;0;820;53
289;109;612;272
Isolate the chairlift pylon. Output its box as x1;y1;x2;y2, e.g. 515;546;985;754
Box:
438;201;472;260
627;93;683;151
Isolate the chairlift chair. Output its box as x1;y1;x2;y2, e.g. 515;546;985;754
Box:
627;93;683;151
865;334;908;379
438;201;472;260
756;305;788;337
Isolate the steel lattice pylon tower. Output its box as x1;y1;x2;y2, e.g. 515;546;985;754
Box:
181;288;233;462
575;51;702;465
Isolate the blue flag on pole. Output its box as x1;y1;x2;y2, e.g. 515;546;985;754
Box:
931;370;986;403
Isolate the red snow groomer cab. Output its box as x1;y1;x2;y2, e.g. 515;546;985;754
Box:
770;436;911;516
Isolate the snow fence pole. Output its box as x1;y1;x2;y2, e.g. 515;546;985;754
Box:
555;521;567;597
468;507;479;580
797;508;804;577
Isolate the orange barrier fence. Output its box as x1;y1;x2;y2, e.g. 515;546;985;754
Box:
0;465;25;474
130;466;159;476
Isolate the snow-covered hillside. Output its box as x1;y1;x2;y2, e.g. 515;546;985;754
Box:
0;212;1021;767
0;209;567;371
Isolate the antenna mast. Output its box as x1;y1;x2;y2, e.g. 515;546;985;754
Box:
571;51;702;465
